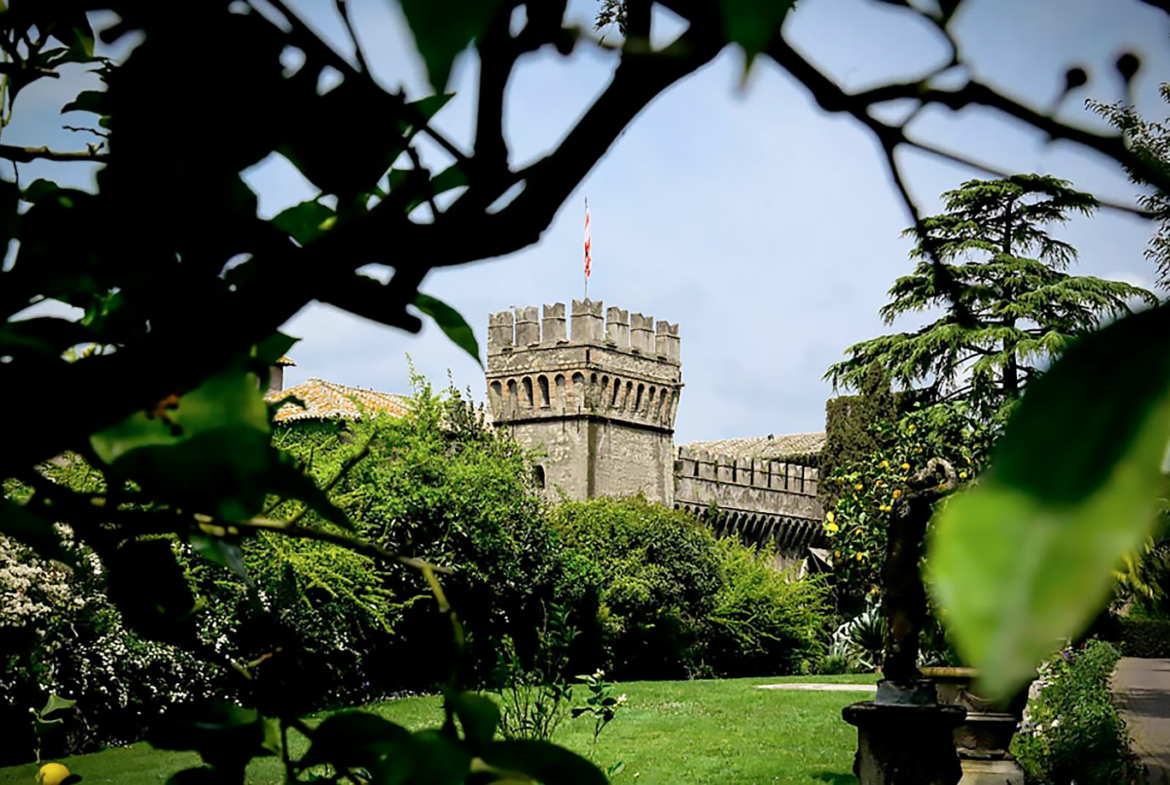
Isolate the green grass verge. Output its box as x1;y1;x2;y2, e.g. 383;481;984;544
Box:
0;674;876;785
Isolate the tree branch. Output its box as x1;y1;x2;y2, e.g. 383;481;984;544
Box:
0;143;108;163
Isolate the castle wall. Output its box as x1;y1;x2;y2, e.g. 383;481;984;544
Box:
673;446;824;557
486;299;681;505
486;298;825;562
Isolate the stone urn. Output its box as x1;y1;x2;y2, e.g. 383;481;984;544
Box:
919;667;1031;785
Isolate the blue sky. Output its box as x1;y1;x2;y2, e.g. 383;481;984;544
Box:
9;0;1170;444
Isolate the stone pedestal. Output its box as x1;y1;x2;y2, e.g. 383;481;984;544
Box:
958;759;1025;785
920;667;1028;785
842;698;967;785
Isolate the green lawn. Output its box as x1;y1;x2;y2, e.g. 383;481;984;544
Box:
0;674;876;785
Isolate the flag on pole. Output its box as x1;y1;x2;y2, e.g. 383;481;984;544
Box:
584;198;592;280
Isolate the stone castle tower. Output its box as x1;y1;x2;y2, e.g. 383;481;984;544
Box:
486;299;682;504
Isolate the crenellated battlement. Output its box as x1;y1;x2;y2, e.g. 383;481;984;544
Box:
487;299;680;364
485;296;683;504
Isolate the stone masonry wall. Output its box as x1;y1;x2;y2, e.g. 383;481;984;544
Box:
673;446;824;555
486;298;824;560
486;300;682;505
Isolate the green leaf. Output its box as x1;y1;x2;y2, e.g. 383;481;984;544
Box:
67;15;96;58
266;455;356;531
405;163;467;213
0;176;17;251
61;89;106;115
41;693;77;719
479;740;606;785
256;332;298;366
189;533;249;580
300;712;415;778
272;200;336;246
105;538;199;643
396;0;506;91
445;690;499;751
90;359;275;521
22;178;61;204
401;93;456;134
149;701;271;771
927;304;1170;701
719;0;797;69
408;729;473;784
414;293;481;367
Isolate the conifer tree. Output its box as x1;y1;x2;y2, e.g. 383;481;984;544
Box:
1088;85;1170;290
826;175;1158;415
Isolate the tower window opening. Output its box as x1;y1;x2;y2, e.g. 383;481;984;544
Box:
538;375;550;408
572;372;585;408
634;384;644;413
522;377;534;408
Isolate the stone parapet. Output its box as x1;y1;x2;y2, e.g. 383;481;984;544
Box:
488;299;681;366
674;445;823;556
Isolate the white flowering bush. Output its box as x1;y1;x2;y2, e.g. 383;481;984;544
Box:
0;528;220;762
1010;640;1143;784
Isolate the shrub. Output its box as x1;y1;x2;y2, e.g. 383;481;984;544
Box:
552;496;722;679
0;530;221;765
697;539;830;677
223;379;596;703
822;400;999;611
1011;640;1143;785
818;653;853;675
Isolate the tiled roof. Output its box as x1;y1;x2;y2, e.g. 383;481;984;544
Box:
265;378;408;423
682;432;825;461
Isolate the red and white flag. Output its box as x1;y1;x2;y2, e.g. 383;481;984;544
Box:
584;198;592;279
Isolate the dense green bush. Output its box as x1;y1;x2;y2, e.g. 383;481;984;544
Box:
552;496;722;679
0;529;221;764
3;378;835;759
216;379;597;703
697;539;829;677
552;497;830;680
1011;640;1143;785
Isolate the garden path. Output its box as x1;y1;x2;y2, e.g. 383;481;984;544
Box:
1113;657;1170;784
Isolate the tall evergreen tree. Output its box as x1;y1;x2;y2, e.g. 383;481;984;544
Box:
1088;85;1170;290
826;175;1158;415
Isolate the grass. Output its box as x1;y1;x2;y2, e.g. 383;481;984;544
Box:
0;674;876;785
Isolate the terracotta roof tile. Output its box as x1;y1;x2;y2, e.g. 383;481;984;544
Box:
265;378;407;423
682;432;825;461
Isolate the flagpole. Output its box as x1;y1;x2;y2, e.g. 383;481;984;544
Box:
584;197;591;302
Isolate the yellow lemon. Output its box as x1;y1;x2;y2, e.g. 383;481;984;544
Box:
900;463;911;471
959;471;968;480
892;489;902;499
854;483;864;491
825;522;839;534
879;460;889;469
826;511;835;523
855;552;865;561
37;763;70;785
